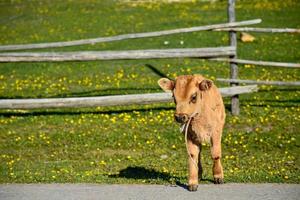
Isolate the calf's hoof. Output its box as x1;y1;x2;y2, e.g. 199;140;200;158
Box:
188;184;198;192
213;178;224;184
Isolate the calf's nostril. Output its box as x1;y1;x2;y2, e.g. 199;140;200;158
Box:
174;114;180;122
174;114;189;123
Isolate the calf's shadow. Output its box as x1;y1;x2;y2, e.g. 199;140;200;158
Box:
109;166;214;190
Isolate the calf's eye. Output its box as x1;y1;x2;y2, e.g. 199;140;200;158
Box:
190;93;197;103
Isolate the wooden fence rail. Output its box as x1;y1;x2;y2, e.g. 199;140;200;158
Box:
0;19;261;51
0;47;235;62
217;78;300;86
0;85;258;109
210;58;300;68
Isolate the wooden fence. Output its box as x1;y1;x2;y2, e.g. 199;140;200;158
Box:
0;47;236;62
0;0;299;114
0;85;258;109
0;19;261;52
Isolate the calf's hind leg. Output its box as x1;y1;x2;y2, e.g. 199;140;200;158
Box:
211;133;224;184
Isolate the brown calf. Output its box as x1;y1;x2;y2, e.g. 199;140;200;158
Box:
158;74;225;191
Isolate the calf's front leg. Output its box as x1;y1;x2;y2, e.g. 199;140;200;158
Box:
187;140;200;191
211;133;224;184
198;144;203;181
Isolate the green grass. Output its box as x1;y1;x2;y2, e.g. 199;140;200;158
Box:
0;0;299;184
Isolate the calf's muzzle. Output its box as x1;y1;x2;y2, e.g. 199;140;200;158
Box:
174;113;189;123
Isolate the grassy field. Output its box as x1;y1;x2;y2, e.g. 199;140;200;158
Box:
0;0;299;184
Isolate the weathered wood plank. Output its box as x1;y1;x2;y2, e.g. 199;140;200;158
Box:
228;0;239;115
214;27;300;33
0;19;261;51
210;58;300;68
0;47;235;62
219;85;259;97
0;85;258;109
217;78;300;86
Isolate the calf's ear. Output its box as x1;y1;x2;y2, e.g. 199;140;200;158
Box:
158;78;174;92
199;79;213;91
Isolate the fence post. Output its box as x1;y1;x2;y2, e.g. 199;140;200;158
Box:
228;0;239;115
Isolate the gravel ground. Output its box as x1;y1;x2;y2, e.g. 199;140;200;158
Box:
0;183;299;200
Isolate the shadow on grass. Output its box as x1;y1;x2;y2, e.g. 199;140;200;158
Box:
49;87;160;98
259;87;300;92
109;166;214;189
109;166;188;190
0;106;174;117
224;98;300;110
109;166;173;180
145;64;171;80
0;87;160;99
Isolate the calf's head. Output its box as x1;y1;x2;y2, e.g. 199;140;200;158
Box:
158;75;212;124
